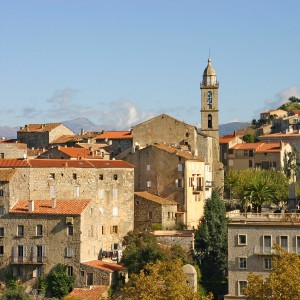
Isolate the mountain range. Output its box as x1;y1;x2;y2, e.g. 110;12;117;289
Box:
0;118;249;139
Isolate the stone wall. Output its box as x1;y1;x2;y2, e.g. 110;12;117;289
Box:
0;143;27;159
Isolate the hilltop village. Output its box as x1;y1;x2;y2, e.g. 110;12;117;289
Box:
0;59;299;299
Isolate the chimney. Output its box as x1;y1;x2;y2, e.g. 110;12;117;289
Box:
81;128;85;135
28;200;34;213
52;198;57;209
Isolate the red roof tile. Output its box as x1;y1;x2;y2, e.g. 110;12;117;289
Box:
219;137;235;144
135;191;177;205
56;147;102;159
0;158;133;169
230;142;284;152
11;199;90;215
82;260;124;272
96;131;133;140
64;286;108;300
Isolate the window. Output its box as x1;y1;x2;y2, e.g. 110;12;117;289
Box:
0;206;4;216
146;164;150;171
147;181;151;188
17;225;24;237
112;188;118;200
297;236;300;254
37;245;45;262
36;266;44;277
280;236;288;251
73;173;77;180
148;211;153;220
263;235;272;253
168;212;171;219
239;281;247;296
228;149;233;154
66;247;74;258
0;245;3;255
249;160;253;168
0;227;4;237
112;225;118;234
113;174;118;180
264;258;272;270
0;153;4;158
239;257;247;269
249;150;254;157
99;174;104;180
50;186;57;198
67;266;73;276
73;186;80;198
67;225;74;236
36;225;43;236
272;161;277;168
18;245;25;258
178;179;183;188
0;189;3;197
208;114;212;128
238;234;247;245
49;173;55;179
178;164;183;172
244;150;248;156
101;226;105;235
80;270;85;277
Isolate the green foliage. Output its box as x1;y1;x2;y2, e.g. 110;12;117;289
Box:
195;190;228;298
225;169;289;208
46;264;75;299
151;223;162;230
37;276;47;295
5;273;17;290
283;146;298;179
280;101;300;112
242;133;258;143
288;96;300;103
120;259;213;300
121;231;166;274
1;281;31;300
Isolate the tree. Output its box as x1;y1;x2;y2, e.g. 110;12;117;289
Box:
120;259;213;300
283;146;298;180
244;245;300;299
46;264;75;299
195;190;228;298
121;231;165;274
288;95;300;103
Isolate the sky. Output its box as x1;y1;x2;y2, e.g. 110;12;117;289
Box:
1;0;300;130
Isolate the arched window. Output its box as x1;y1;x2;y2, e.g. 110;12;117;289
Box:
208;114;212;128
207;91;212;105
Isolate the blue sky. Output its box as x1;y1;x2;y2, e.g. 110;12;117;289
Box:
1;0;300;130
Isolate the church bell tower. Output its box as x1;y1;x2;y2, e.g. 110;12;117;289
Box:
200;58;219;141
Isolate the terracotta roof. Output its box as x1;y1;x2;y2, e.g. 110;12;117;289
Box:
64;286;108;300
96;131;133;140
55;147;102;159
76;143;109;151
51;135;75;144
82;260;124;272
230;142;284;152
152;143;203;161
260;132;300;138
11;199;90;215
0;142;27;149
0;159;133;169
18;123;63;133
52;132;102;144
0;169;17;181
219;137;235;144
135;191;177;205
292;110;300;115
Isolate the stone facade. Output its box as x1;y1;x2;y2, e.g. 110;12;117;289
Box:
0;142;27;159
124;143;211;229
134;192;177;231
0;158;134;290
225;214;300;299
17;123;75;149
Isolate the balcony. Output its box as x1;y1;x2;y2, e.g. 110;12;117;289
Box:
254;246;276;255
11;256;47;264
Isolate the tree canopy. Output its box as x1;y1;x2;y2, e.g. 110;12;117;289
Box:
195;190;228;297
244;245;300;300
120;259;213;300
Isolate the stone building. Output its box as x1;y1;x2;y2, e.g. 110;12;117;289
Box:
134;191;177;231
17;123;75;149
123;143;212;229
95;131;133;158
0;141;27;159
0;158;134;289
225;213;300;299
226;142;293;173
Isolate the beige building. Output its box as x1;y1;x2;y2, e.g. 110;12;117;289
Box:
17;123;75;149
226;142;293;172
0;141;27;159
225;212;300;299
0;158;134;289
260;109;287;121
124;143;212;229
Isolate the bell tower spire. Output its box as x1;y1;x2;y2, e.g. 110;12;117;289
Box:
200;58;219;141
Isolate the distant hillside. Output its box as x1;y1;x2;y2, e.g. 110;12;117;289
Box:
219;122;249;137
0;119;249;140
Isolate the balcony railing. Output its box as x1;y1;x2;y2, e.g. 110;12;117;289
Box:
227;211;300;222
254;246;276;255
11;256;47;264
